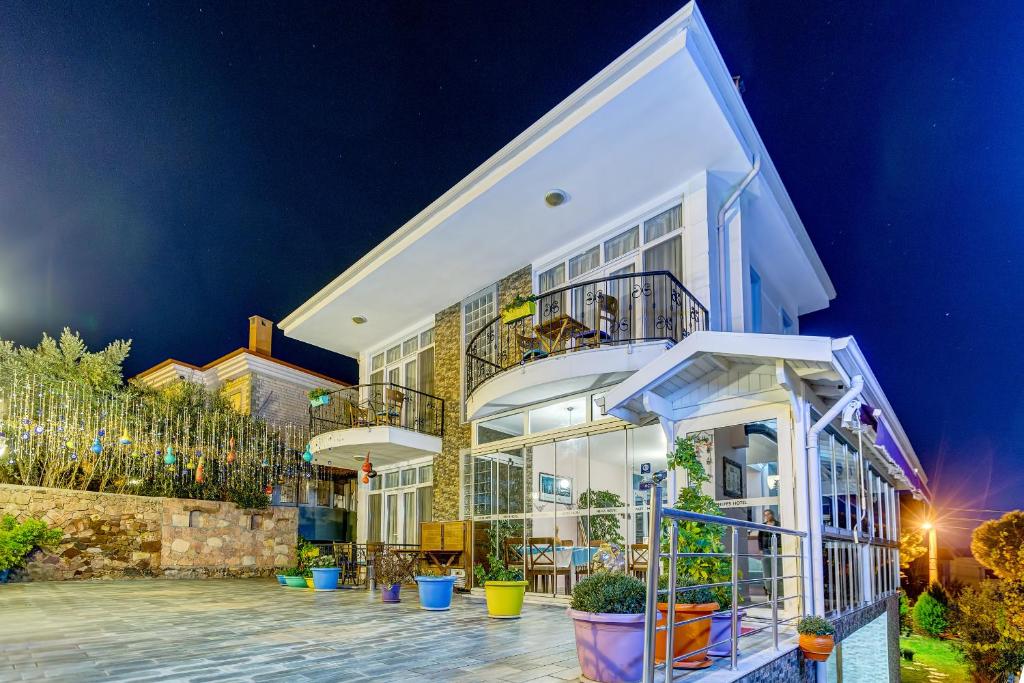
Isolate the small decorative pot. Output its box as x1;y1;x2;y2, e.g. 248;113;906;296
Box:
708;610;747;657
312;567;340;591
381;583;402;603
568;609;646;683
501;301;536;324
309;395;331;408
655;602;718;669
276;574;287;586
416;575;457;610
799;634;835;662
484;580;528;619
284;576;307;588
304;577;315;589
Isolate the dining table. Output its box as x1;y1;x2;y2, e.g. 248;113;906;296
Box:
533;315;588;354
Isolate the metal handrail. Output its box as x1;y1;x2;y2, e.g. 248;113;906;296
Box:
465;270;709;396
640;472;807;682
308;382;445;439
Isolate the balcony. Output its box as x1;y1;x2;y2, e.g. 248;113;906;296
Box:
465;271;708;420
308;383;444;468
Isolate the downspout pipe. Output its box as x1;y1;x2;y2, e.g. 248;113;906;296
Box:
805;374;864;616
715;154;761;331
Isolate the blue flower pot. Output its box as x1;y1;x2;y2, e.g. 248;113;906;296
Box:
416;575;457;610
380;583;401;603
311;567;340;591
0;569;9;584
276;574;287;585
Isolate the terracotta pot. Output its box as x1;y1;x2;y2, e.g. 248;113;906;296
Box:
799;634;835;662
568;609;646;683
655;603;718;669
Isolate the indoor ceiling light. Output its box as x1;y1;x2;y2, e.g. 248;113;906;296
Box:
545;189;568;207
352;315;368;324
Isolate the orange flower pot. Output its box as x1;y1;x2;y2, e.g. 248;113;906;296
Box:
655;602;718;669
799;634;835;662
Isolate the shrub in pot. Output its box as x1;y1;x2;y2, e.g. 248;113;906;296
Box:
416;567;458;611
308;388;331;407
473;522;528;618
656;579;718;669
567;572;647;683
797;615;836;662
309;554;340;591
374;549;406;603
0;514;63;583
282;567;307;588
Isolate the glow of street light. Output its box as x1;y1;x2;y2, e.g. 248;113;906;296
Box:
921;521;933;530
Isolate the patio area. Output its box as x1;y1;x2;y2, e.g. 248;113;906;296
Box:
0;579;797;682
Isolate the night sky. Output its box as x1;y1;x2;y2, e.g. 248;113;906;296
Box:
3;1;1023;539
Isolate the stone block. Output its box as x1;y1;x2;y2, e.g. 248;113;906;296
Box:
170;539;191;554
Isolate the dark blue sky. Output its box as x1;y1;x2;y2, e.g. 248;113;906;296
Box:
2;1;1022;530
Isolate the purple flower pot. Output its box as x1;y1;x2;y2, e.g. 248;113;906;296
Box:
380;583;401;603
708;610;746;657
567;609;646;683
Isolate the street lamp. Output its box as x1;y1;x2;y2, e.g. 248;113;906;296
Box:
922;520;938;585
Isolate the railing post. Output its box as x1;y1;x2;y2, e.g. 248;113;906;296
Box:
771;533;779;651
642;479;664;683
665;521;678;681
730;527;740;671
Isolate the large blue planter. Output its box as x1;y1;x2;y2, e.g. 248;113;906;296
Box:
416;575;457;610
0;569;9;584
311;567;340;591
276;574;287;585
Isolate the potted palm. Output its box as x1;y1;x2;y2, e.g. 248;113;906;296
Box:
308;388;331;408
567;572;647;683
415;567;458;610
797;615;836;661
501;294;539;324
657;433;727;670
310;554;341;591
474;522;528;618
373;549;405;603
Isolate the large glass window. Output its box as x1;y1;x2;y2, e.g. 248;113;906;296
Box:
478;413;525;444
528;397;586;434
366;458;435;545
568;246;601;280
604;226;639;261
643;204;682;241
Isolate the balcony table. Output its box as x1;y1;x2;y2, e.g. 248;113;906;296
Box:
533;315;587;354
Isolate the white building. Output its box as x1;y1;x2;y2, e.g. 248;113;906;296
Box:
282;3;927;679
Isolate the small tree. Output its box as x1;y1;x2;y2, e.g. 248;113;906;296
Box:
577;489;625;547
971;510;1024;582
898;590;914;636
899;528;926;569
913;584;949;637
952;580;1024;683
0;328;131;392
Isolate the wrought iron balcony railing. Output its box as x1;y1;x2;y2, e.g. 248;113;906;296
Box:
309;382;444;439
465;270;709;397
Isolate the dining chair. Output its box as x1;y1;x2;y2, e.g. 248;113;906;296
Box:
516;332;548;363
526;537;572;594
379;388;404;426
503;537;525;573
629;543;649;579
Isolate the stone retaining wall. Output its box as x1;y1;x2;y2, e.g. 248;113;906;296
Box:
0;484;297;580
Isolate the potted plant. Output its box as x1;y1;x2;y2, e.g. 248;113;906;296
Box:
0;514;63;583
275;572;287;585
567;572;647;683
308;388;331;407
373;548;405;603
577;489;625;547
707;585;747;657
309;554;341;591
657;433;729;669
282;567;307;588
501;294;539;324
797;615;836;661
473;522;528;618
415;566;458;611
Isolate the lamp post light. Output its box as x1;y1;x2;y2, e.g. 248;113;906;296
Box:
922;520;938;585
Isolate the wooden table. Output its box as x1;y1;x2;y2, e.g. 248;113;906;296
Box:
421;549;462;574
534;315;587;353
391;548;422;584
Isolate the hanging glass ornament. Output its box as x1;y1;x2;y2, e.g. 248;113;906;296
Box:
195;458;205;484
20;432;29;441
90;437;102;455
98;428;106;437
69;453;78;461
34;424;44;435
164;446;176;466
65;439;74;449
119;430;132;446
261;457;270;467
302;444;313;463
264;485;273;495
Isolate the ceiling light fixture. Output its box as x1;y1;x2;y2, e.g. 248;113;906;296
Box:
545;189;568;207
352;315;368;325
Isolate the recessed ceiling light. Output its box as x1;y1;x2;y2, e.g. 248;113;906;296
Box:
545;189;568;207
352;315;368;324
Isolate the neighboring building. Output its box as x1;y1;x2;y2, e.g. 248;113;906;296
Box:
135;316;358;542
281;3;928;679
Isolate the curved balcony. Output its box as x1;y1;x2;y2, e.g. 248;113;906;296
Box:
308;383;444;468
465;271;708;419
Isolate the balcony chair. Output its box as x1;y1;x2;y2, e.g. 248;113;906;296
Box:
526;537;572;594
572;294;618;348
516;332;548;363
345;401;373;428
375;388;404;426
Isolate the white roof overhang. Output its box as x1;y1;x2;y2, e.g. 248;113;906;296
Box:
603;331;927;494
281;3;833;358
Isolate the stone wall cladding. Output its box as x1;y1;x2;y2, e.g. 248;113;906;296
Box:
829;594;901;681
737;647;815;683
431;265;533;523
0;483;297;581
251;373;314;427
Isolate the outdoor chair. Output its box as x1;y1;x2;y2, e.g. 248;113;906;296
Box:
526;537;572;594
629;543;649;579
516;332;548;363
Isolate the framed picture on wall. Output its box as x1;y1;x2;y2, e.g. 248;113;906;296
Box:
538;472;573;505
722;457;744;499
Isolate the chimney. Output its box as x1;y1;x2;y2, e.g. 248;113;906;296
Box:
248;316;273;356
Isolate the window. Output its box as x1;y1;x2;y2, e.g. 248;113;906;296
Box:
401;468;416;486
419;328;434;347
750;268;763;332
386;345;401;364
643;204;682;241
418;464;433;483
463;287;496;349
478;413;525;444
568;245;600;280
528;397;586;433
402;336;418;356
188;510;202;528
643;235;682;280
537;263;566;293
371;353;384;371
384;471;400;489
604;226;639;261
367;493;381;542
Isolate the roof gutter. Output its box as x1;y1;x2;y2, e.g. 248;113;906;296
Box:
715;155;760;331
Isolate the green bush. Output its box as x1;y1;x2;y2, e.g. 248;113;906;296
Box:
571;572;646;614
913;591;949;637
901;648;915;661
226;480;270;510
796;615;835;636
0;514;63;571
308;555;337;569
899;590;914;636
952;580;1024;683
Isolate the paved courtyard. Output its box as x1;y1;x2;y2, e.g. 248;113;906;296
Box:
0;579;582;682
